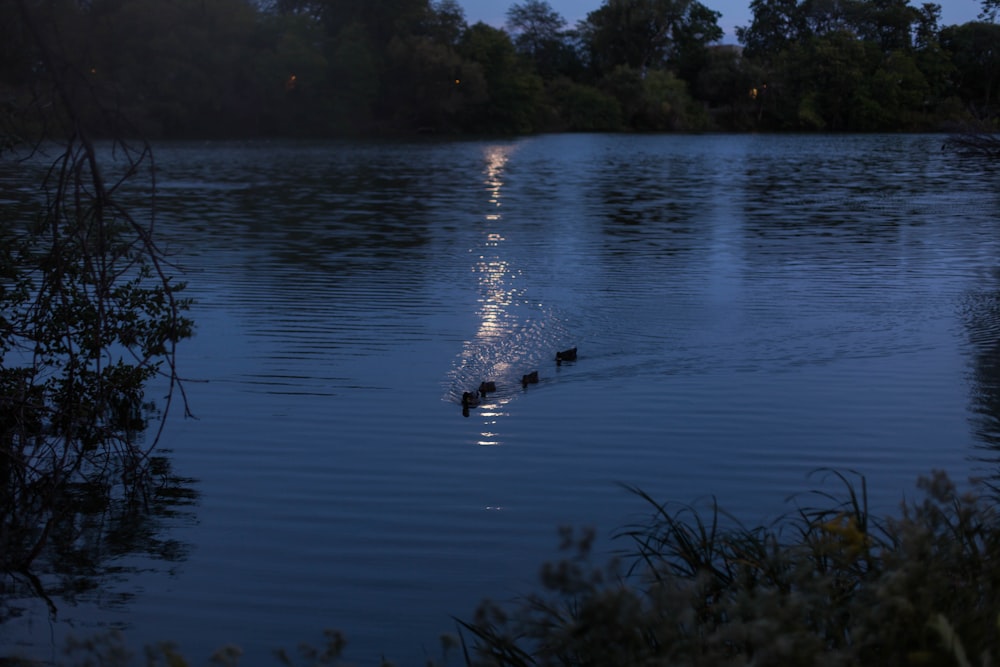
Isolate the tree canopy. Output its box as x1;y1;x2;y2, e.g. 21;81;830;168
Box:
0;0;997;137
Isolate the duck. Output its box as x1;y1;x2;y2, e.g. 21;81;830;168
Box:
556;347;577;364
462;391;481;408
521;370;539;387
479;381;497;395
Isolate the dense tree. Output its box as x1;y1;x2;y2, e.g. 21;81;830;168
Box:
940;21;1000;120
85;0;266;136
790;29;874;129
669;1;724;86
736;0;802;60
425;0;467;44
593;64;705;129
914;1;942;49
580;0;716;74
696;45;764;128
506;0;585;81
0;0;992;136
321;20;380;132
545;76;624;130
252;13;334;135
382;13;490;132
506;0;565;64
912;4;957;118
308;0;429;47
734;0;988;130
852;0;920;51
457;22;544;132
798;0;856;36
870;51;931;125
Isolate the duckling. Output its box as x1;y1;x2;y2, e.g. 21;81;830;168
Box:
556;347;577;365
479;381;497;395
521;370;539;388
462;391;481;408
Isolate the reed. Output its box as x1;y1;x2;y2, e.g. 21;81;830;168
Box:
458;469;1000;666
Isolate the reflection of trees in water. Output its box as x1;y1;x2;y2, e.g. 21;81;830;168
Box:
948;144;1000;485
1;0;197;635
1;455;197;624
961;283;1000;483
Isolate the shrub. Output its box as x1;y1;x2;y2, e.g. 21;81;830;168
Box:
460;470;1000;666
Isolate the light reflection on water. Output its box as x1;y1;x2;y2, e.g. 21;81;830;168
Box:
457;141;559;446
4;134;1000;665
472;145;514;445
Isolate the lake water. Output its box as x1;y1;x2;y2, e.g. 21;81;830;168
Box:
4;133;1000;664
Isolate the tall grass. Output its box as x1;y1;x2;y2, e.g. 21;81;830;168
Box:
7;470;999;666
459;469;1000;666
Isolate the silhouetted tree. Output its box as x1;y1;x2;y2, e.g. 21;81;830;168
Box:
458;22;543;132
980;0;1000;22
941;21;1000;120
2;0;195;616
506;0;574;78
737;0;802;60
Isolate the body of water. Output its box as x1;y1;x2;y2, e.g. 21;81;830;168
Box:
4;133;1000;664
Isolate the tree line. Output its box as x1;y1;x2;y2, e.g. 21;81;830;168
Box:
2;0;999;140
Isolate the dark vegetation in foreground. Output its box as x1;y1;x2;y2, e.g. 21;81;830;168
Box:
3;0;1000;138
4;469;999;666
1;0;196;642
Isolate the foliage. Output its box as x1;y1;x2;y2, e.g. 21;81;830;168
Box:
1;0;195;627
598;66;708;130
736;0;802;60
2;0;995;135
695;45;763;129
735;0;996;130
545;77;624;131
459;470;1000;666
506;0;571;79
940;21;1000;121
457;23;545;133
980;0;1000;23
578;0;721;78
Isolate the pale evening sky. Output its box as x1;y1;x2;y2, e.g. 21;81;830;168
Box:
458;0;985;45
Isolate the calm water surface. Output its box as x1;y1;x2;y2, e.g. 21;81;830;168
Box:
5;134;1000;664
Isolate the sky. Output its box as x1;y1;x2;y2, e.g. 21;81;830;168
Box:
458;0;986;45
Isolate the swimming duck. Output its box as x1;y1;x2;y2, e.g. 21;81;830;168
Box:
479;381;497;395
521;370;539;387
556;347;577;364
462;391;481;408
